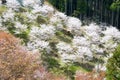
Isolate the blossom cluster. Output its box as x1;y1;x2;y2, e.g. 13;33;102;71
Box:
0;0;120;72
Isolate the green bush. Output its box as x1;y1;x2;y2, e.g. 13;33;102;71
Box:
15;13;28;24
36;15;48;24
106;45;120;80
0;6;7;16
55;31;72;43
18;7;28;12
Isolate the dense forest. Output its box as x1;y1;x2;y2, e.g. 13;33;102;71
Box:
48;0;120;29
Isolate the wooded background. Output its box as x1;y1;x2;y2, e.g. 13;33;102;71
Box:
48;0;120;29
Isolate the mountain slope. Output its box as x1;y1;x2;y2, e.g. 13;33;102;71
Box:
0;0;120;79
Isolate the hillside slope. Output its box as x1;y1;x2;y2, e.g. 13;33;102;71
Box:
0;0;120;79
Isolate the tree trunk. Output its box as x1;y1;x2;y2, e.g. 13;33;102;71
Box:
2;0;7;4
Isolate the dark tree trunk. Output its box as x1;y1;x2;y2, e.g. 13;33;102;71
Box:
49;0;120;29
2;0;7;4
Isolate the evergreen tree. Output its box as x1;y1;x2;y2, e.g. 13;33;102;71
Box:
106;45;120;80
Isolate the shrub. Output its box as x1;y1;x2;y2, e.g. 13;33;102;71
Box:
106;45;120;80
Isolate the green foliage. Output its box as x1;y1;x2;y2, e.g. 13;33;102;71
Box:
36;15;48;24
48;0;56;6
76;0;87;13
15;13;28;24
15;12;34;26
14;30;30;44
42;50;81;80
63;64;81;80
106;45;120;80
14;12;34;27
60;63;89;80
2;21;15;27
55;31;72;43
48;0;87;16
42;51;60;69
7;25;30;44
46;57;60;68
48;0;65;12
18;7;28;12
110;0;120;11
72;10;81;17
5;22;30;44
0;5;7;16
60;29;73;38
110;3;118;11
49;39;59;56
42;50;88;80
